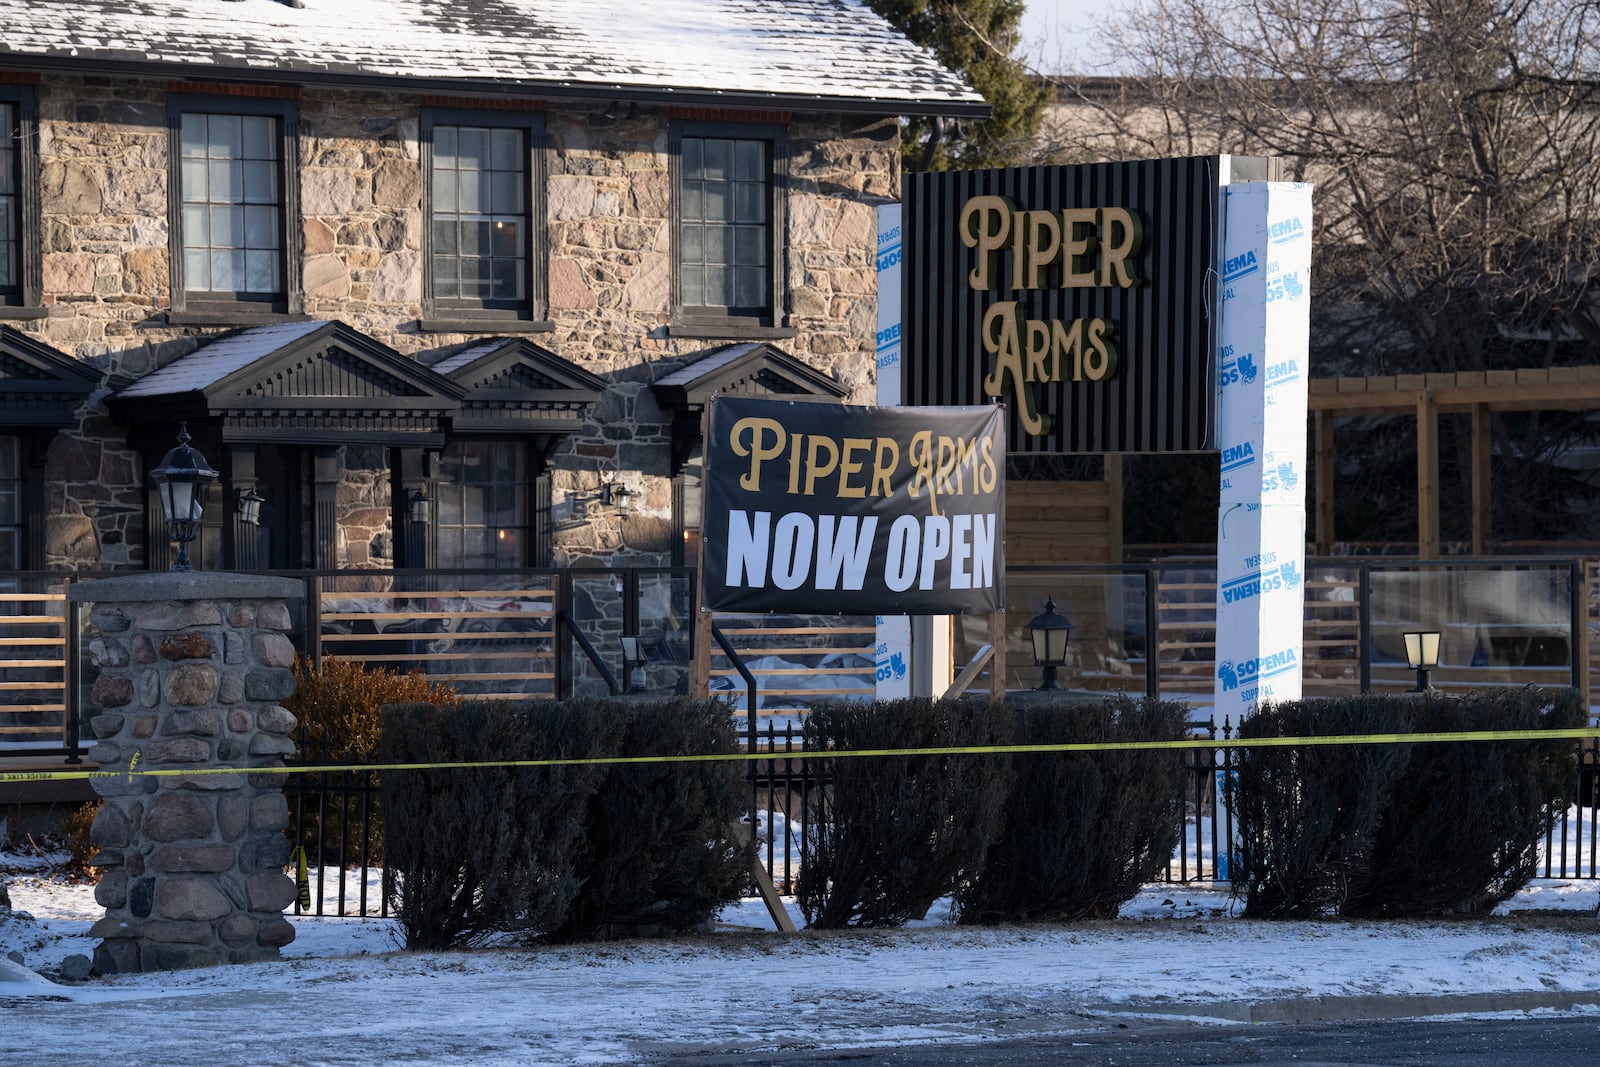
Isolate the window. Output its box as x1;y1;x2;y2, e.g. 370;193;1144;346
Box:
0;435;19;569
169;96;299;319
434;440;529;569
0;87;40;314
672;122;788;334
422;110;546;331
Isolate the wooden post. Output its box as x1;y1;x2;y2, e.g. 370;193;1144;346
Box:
1416;389;1440;560
1314;409;1334;556
988;611;1007;702
691;606;713;698
1471;403;1491;557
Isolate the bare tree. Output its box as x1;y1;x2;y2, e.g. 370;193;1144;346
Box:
1041;0;1600;546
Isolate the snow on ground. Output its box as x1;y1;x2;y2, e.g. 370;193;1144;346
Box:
3;838;1598;1066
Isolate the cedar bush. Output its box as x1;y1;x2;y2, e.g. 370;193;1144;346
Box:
552;696;751;941
797;697;1008;929
285;657;460;866
956;695;1189;924
380;698;620;950
1231;694;1411;919
1232;688;1583;918
1340;688;1583;917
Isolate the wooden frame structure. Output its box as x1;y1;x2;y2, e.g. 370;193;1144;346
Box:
1308;367;1600;558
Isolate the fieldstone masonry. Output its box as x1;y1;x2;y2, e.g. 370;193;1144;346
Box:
69;572;305;974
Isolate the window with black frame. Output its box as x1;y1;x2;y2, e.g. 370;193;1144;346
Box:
422;111;545;329
0;435;20;570
171;97;297;316
434;440;529;570
0;100;18;303
673;122;786;332
0;87;40;313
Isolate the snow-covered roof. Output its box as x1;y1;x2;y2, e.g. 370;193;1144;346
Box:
654;343;762;387
0;0;987;117
115;320;329;398
427;340;506;378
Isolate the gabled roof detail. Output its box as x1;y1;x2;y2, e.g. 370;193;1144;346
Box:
108;320;463;446
424;337;605;436
652;342;847;473
653;342;849;408
0;0;987;117
0;325;101;429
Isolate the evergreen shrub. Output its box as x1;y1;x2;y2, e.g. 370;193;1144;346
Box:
1232;694;1411;919
1341;687;1583;916
956;695;1190;924
553;696;751;941
797;697;1008;929
1232;688;1582;918
380;699;618;950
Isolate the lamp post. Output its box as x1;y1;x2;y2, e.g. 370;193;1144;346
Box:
150;423;217;572
1404;630;1441;693
620;634;644;692
1026;596;1074;691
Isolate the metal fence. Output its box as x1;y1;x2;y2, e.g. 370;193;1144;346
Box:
281;723;1600;919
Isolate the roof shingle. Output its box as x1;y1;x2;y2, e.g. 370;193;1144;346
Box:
0;0;986;115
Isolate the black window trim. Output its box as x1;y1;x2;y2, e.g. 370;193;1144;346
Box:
669;119;789;335
166;93;303;320
0;86;42;318
420;107;549;333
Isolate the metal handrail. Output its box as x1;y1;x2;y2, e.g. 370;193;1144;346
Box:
940;643;994;701
558;608;619;696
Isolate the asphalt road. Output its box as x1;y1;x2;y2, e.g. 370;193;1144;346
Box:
656;1015;1600;1066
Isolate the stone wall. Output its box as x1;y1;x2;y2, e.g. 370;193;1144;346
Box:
73;572;303;973
22;75;898;570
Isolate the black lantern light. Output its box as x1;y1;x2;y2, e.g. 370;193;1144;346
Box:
236;486;265;527
1026;596;1074;691
406;487;431;526
1403;630;1441;693
150;422;217;572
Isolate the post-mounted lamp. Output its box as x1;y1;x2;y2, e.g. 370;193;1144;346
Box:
1026;596;1074;692
1403;630;1441;693
150;423;217;572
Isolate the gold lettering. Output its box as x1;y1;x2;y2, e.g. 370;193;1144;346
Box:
730;417;786;491
803;435;840;496
959;195;1013;291
980;301;1048;436
837;438;871;498
1085;319;1119;381
908;430;938;515
1061;207;1099;288
871;438;898;498
1023;210;1061;290
978;435;996;493
1099;207;1143;287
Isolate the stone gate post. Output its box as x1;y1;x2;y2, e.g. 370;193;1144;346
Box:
68;572;305;974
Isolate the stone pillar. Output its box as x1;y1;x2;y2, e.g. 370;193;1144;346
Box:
69;572;305;974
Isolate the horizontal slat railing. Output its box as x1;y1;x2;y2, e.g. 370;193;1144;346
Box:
0;578;72;755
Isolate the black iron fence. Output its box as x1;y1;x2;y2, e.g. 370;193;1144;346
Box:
281;724;1600;919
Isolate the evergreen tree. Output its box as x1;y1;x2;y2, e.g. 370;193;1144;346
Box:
870;0;1047;170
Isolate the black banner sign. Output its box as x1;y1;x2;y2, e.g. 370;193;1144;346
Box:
700;397;1006;615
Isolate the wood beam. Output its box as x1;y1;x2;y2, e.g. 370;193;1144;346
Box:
1417;389;1440;560
1314;410;1334;556
1471;403;1491;556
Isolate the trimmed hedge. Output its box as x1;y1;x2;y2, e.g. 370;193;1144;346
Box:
1233;688;1582;918
381;696;749;950
797;697;1009;929
553;696;751;941
957;695;1190;924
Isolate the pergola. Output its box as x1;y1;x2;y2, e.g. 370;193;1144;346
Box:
1307;367;1600;557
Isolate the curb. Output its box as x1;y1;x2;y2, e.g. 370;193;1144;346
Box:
1093;988;1600;1024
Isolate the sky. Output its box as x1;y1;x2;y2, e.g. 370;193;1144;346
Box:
4;831;1599;1066
1019;0;1137;74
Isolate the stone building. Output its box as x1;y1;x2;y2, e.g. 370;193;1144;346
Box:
0;0;986;575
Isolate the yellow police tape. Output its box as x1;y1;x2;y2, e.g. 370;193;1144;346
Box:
2;726;1598;785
